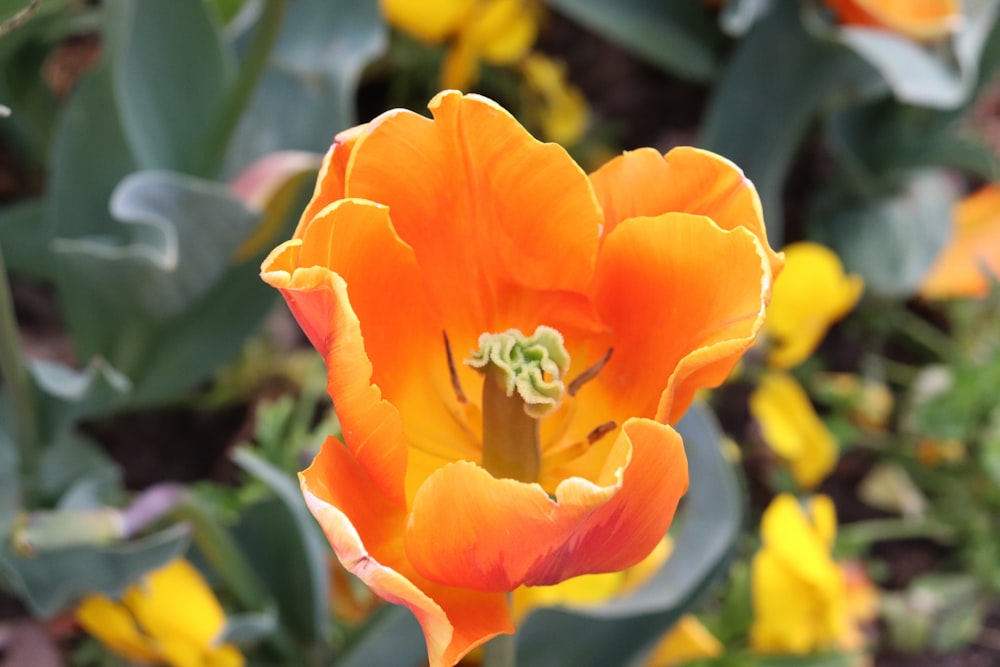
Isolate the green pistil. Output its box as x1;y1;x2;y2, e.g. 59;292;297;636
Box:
466;326;570;483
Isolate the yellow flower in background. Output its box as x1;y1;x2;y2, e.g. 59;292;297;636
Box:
763;242;864;369
751;372;838;489
520;53;588;145
751;494;876;656
382;0;540;89
77;559;243;667
644;615;724;667
919;184;1000;300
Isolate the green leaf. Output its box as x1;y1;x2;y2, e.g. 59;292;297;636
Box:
698;2;875;244
0;523;190;616
516;402;742;666
333;607;427;667
809;169;959;296
45;65;135;242
0;198;46;279
54;169;257;322
826;100;1000;186
220;609;279;645
29;357;131;432
105;0;234;173
232;447;331;647
544;0;721;81
222;0;387;174
0;427;21;536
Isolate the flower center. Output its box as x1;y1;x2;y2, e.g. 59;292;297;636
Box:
466;326;570;483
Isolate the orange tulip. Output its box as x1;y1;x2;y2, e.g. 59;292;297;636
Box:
919;184;1000;299
261;90;782;667
824;0;961;41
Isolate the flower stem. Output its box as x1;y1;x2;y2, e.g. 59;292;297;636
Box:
0;245;39;480
837;517;958;553
482;631;517;667
197;0;288;178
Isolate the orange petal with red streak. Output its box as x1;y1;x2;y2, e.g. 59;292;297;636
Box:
589;213;770;426
302;437;511;667
404;418;687;591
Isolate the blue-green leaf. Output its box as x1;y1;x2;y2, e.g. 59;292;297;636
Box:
105;0;234;173
223;0;386;174
810;169;959;296
54;169;257;321
698;2;876;244
232;447;331;646
0;523;190;616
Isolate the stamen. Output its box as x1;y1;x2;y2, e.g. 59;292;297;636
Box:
587;421;617;445
568;348;613;396
443;331;467;404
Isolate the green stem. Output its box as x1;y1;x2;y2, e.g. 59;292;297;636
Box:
481;631;517;667
197;0;289;178
894;308;961;361
838;517;958;550
0;245;39;480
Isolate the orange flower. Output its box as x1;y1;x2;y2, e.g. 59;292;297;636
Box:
261;90;781;667
919;184;1000;299
824;0;961;41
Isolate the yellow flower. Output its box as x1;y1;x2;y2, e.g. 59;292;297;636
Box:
644;615;724;667
750;372;839;489
763;242;863;369
520;53;588;145
919;184;1000;300
77;559;243;667
750;494;876;656
382;0;540;89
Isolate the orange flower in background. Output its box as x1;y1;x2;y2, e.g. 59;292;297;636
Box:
262;90;781;667
919;184;1000;299
824;0;962;40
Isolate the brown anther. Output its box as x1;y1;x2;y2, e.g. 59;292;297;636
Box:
586;421;617;445
568;348;613;396
443;331;467;404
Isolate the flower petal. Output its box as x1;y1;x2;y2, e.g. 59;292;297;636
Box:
825;0;961;40
764;242;863;369
919;184;1000;299
293;124;365;239
588;213;770;426
77;596;162;664
381;0;474;43
404;418;687;591
750;372;838;489
344;90;604;358
589;146;783;278
302;436;511;667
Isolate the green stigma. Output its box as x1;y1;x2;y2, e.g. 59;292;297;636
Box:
466;326;570;482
